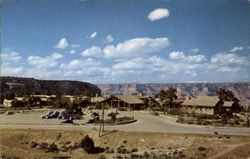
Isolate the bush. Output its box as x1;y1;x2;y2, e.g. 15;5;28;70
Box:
187;121;194;124
168;110;181;115
198;146;206;151
80;135;95;154
49;143;58;152
176;117;184;123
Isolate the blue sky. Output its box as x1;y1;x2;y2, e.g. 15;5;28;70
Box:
1;0;250;84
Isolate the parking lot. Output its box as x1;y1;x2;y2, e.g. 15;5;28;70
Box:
0;109;250;136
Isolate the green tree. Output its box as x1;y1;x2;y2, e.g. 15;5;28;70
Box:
216;88;238;102
155;88;179;114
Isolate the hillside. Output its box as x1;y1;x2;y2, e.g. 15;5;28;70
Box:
98;83;250;105
0;76;101;96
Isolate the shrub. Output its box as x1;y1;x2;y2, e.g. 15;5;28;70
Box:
80;135;95;154
49;143;58;152
198;146;206;151
187;121;194;124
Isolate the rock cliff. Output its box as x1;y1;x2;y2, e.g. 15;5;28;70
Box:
98;83;250;105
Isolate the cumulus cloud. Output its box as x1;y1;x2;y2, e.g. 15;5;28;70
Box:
61;58;100;69
1;52;22;61
69;50;76;54
1;67;23;75
169;51;185;60
185;55;206;63
106;34;114;43
191;48;200;52
27;56;58;68
216;66;241;72
169;51;206;63
230;46;243;52
112;56;182;74
27;53;63;68
81;46;102;57
211;53;248;65
103;37;169;58
90;32;97;39
54;38;69;49
52;53;63;59
147;8;170;21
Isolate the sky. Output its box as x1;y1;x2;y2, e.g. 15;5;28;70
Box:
1;0;250;84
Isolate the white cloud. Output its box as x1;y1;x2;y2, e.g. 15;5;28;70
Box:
1;52;22;61
103;37;169;58
106;34;114;43
147;8;170;21
185;55;206;63
191;48;200;52
69;50;76;54
216;66;241;72
1;67;23;75
27;54;59;68
112;56;182;74
169;51;185;60
54;38;69;49
71;44;80;48
211;53;248;65
61;58;100;69
90;32;97;39
81;46;102;57
230;46;243;52
169;51;206;63
52;53;63;59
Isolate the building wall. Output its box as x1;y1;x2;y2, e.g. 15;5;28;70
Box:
180;106;214;115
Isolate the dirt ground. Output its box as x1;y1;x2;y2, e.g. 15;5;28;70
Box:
0;129;250;159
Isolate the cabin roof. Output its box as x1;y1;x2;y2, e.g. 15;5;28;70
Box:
181;96;221;107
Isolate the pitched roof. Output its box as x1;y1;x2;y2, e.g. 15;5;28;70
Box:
223;101;234;107
91;97;106;103
116;96;144;104
181;96;221;107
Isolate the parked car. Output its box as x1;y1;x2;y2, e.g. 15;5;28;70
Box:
57;111;67;119
61;117;73;123
149;110;159;116
41;111;59;119
108;110;119;115
5;111;14;115
50;111;60;118
93;116;100;121
41;111;54;119
91;112;99;117
72;114;83;120
86;119;97;124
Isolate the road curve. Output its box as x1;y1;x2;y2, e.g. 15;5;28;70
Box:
0;111;249;136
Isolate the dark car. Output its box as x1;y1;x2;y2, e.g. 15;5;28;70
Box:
41;111;55;119
5;111;14;115
93;116;100;121
86;119;97;124
61;118;73;123
72;114;83;120
57;111;67;119
41;111;60;119
91;112;99;117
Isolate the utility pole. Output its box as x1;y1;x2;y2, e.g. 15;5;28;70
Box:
98;106;105;137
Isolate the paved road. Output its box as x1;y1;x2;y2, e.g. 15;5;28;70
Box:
0;111;249;136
